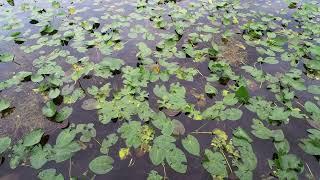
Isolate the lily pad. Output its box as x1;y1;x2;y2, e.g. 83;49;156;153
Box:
23;129;44;147
0;99;10;112
0;137;11;154
42;101;57;118
89;155;114;175
0;53;14;62
182;135;200;156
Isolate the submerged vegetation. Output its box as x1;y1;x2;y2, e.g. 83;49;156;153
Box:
0;0;320;179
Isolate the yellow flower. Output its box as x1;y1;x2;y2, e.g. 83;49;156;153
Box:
212;129;228;141
222;90;229;97
72;64;83;72
119;148;130;160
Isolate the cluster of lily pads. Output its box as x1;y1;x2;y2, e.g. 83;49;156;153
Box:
0;0;320;179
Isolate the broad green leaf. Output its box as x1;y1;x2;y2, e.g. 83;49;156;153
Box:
299;129;320;155
182;135;200;156
0;136;11;154
23;129;44;147
117;121;142;148
269;107;290;121
147;170;162;180
203;150;227;178
149;145;166;166
222;93;238;106
0;53;14;62
89;155;114;175
55;128;77;148
166;147;187;173
42;101;57;118
235;86;249;103
55;106;73;122
38;169;64;180
49;88;60;99
30;145;48;169
100;133;118;154
308;85;320;95
305;101;319;113
31;74;44;82
76;123;96;143
0;99;10;112
205;83;217;95
222;108;242;120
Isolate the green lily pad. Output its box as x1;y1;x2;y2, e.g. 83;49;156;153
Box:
42;101;57;118
23;129;44;147
0;53;14;62
0;99;10;112
182;135;200;156
0;136;11;154
89;155;114;175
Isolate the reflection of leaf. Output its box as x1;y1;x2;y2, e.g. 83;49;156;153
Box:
182;135;200;156
172;120;185;135
89;156;114;175
81;98;98;110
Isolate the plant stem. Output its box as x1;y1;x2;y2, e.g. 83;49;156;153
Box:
220;150;233;173
193;122;208;132
93;138;101;146
191;131;212;134
306;163;315;180
295;100;305;109
69;158;72;179
162;163;167;180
